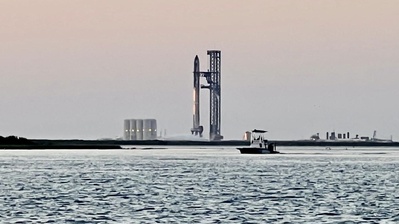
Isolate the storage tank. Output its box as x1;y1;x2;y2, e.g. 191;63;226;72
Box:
243;131;251;141
141;119;157;140
136;119;144;140
123;119;131;140
150;119;157;139
129;119;137;140
143;119;152;140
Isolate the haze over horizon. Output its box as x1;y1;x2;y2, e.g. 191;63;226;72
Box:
1;1;398;140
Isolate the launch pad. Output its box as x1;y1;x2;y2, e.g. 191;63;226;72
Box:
190;50;223;141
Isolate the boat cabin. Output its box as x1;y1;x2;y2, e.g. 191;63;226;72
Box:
250;129;268;148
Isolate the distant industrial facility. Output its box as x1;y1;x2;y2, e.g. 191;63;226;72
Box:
123;119;157;140
310;130;393;142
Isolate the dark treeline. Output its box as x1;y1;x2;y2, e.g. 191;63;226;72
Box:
0;136;33;145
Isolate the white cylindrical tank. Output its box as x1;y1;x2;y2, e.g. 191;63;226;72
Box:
243;131;251;141
129;119;137;140
136;119;144;140
143;119;152;140
140;119;157;140
150;119;157;140
123;119;131;140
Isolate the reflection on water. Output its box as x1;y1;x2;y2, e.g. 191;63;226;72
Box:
1;147;399;223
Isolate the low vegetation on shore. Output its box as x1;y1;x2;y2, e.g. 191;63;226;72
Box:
0;136;33;145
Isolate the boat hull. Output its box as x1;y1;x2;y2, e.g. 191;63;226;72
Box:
237;147;280;154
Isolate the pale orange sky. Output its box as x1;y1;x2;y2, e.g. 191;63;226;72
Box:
1;1;399;139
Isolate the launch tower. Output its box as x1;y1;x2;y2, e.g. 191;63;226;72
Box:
190;50;223;141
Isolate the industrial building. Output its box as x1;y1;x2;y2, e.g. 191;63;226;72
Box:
123;119;157;140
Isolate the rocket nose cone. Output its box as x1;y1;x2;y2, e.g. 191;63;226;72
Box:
194;55;200;69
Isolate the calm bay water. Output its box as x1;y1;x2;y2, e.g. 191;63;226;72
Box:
1;147;399;223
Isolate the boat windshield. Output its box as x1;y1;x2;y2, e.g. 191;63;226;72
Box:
252;133;264;141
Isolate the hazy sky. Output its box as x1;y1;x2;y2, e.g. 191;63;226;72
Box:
1;1;398;140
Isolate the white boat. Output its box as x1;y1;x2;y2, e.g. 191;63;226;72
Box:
237;129;279;154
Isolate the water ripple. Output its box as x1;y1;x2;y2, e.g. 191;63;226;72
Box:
0;148;398;223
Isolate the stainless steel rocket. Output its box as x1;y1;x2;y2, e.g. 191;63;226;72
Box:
191;55;203;136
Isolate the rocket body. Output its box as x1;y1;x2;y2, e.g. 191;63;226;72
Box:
191;55;202;136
